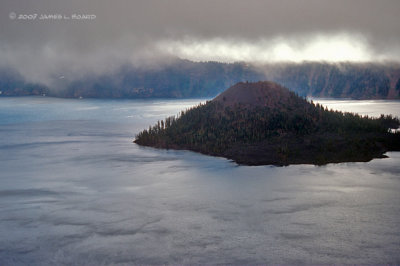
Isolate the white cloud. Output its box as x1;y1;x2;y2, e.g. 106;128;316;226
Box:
157;33;393;63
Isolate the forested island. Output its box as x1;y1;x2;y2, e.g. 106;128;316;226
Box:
134;81;400;166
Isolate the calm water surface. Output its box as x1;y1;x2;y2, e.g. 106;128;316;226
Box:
0;97;399;265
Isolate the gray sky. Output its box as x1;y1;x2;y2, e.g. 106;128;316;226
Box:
1;0;400;83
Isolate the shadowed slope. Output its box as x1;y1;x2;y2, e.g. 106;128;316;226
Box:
213;81;293;109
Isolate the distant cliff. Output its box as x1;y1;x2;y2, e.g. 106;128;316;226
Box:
1;60;400;99
0;60;263;98
261;62;400;99
0;68;49;97
135;81;400;165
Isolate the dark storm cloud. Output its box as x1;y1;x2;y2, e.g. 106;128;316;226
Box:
1;0;399;83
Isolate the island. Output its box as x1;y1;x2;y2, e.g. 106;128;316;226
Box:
134;81;400;165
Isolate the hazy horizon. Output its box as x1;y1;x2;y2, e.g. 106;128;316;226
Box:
1;0;400;86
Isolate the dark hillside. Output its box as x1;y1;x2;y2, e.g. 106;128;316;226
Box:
214;81;297;109
134;81;400;165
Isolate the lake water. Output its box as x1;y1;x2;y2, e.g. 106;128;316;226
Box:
0;97;400;265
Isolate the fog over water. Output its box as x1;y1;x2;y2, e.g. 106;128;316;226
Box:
0;97;400;264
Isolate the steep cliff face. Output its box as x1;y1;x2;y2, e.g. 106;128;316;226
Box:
0;60;264;98
0;67;49;96
1;60;400;99
261;62;400;99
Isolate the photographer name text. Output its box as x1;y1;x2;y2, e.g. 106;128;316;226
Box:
9;12;96;21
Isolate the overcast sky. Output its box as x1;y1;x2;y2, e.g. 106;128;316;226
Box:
1;0;400;83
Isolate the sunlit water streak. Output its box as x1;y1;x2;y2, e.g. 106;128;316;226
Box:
0;96;399;265
312;98;400;117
